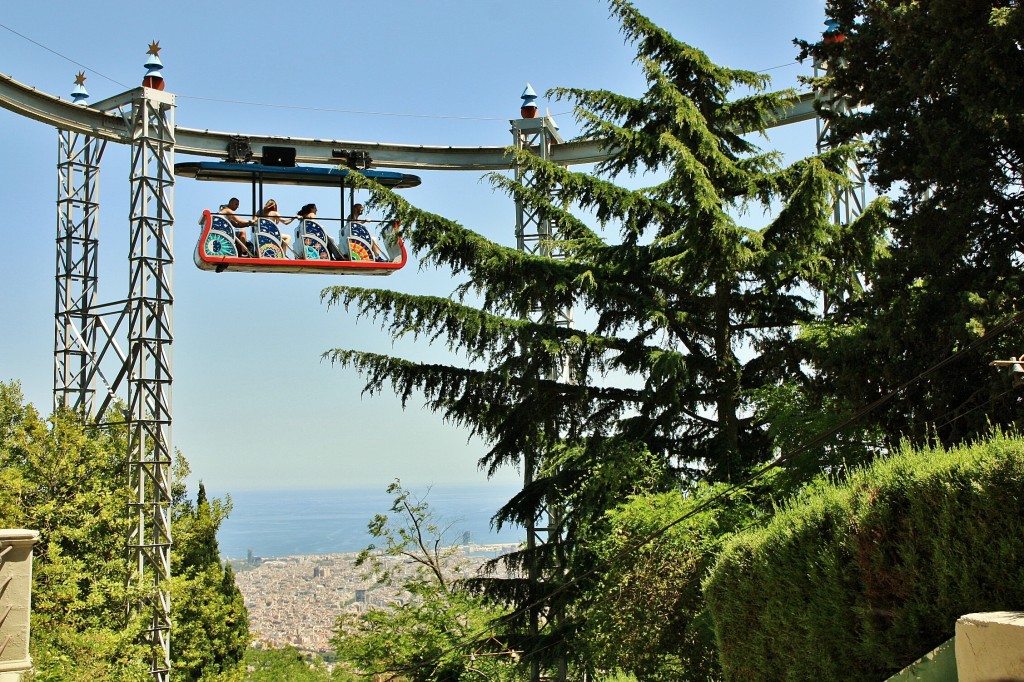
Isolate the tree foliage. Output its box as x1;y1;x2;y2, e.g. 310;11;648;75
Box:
0;381;149;681
0;381;250;681
171;464;251;681
233;647;330;681
322;0;887;675
331;481;519;681
797;0;1024;446
575;486;762;681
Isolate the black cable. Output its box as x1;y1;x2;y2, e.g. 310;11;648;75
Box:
0;22;129;89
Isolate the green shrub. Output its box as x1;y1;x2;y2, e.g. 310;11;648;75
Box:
577;486;760;681
704;432;1024;681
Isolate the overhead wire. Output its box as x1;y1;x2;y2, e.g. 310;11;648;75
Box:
0;20;543;122
0;22;130;90
0;21;803;123
931;386;1020;432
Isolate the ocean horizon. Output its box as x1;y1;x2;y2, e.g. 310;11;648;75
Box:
208;484;526;560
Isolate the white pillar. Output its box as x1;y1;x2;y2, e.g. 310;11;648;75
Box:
0;530;39;682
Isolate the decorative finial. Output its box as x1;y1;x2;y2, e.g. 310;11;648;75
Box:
823;18;846;44
142;40;165;90
71;71;89;105
520;82;538;119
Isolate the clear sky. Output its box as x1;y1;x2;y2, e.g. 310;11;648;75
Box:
0;0;826;494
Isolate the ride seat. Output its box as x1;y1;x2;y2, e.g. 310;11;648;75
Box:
348;222;391;262
202;214;239;257
377;221;403;262
253;218;286;259
296;219;332;260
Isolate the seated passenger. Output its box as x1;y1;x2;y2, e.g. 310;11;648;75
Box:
256;199;294;257
298;204;347;261
218;197;255;257
348;203;390;262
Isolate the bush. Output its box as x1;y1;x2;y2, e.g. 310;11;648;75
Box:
577;487;760;681
704;431;1024;681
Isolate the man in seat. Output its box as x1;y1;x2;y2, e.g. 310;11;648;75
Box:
218;197;255;257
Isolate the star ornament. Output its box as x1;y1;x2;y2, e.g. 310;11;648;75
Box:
147;40;161;57
74;71;86;86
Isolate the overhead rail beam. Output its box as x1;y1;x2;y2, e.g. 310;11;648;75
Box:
0;72;816;171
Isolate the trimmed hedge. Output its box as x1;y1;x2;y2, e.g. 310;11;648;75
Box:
704;432;1024;681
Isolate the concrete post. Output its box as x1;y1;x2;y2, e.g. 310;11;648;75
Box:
0;530;39;682
955;611;1024;681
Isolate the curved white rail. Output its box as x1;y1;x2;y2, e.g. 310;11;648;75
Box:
0;71;816;171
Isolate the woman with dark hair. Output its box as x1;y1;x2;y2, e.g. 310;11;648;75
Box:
297;204;347;261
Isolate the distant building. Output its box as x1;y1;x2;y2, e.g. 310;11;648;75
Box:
355;589;367;603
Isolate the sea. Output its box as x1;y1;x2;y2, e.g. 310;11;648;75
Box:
208;484;526;560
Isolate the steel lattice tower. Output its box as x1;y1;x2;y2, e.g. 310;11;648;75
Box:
511;112;569;682
54;130;105;414
124;86;175;681
814;62;865;227
53;84;175;681
814;28;866;315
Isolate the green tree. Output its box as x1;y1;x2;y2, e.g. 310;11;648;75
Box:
0;382;251;681
323;0;884;674
331;481;519;681
171;465;251;681
0;381;149;681
797;0;1024;447
235;647;330;681
575;486;763;682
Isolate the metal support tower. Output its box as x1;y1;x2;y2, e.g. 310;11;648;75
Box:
54;130;105;414
814;52;866;314
52;84;176;681
511;114;569;682
125;87;175;681
814;58;865;226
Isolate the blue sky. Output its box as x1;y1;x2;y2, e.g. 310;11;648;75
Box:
0;1;826;494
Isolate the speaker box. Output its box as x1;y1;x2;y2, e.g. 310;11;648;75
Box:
262;146;296;167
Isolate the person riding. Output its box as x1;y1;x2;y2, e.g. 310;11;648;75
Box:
348;203;389;261
218;197;255;256
298;203;347;261
256;199;294;257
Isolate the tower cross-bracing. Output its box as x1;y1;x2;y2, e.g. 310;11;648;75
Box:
124;86;175;682
814;33;866;315
54;130;105;414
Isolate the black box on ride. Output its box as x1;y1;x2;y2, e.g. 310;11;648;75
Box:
262;146;296;167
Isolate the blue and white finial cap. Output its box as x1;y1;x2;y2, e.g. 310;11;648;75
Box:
520;82;538;118
521;82;538;108
823;18;841;34
143;40;165;90
71;71;89;104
